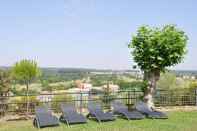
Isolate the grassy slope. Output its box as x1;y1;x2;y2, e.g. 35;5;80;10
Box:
0;111;197;131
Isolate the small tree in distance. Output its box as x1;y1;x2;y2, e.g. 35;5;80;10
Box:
0;70;11;95
0;70;11;116
129;25;188;108
12;59;41;115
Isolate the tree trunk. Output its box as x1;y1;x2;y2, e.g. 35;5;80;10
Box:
143;70;160;109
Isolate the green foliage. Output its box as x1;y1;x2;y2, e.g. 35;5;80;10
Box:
12;59;41;83
41;69;89;83
189;81;197;89
0;70;11;116
51;94;73;112
41;80;49;88
129;25;188;72
118;80;147;91
13;88;39;95
41;80;52;91
0;70;11;94
47;81;75;91
157;72;197;90
9;96;39;113
91;74;118;86
51;84;65;91
157;72;177;90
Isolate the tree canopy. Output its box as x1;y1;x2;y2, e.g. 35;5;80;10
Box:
129;25;188;73
12;59;41;84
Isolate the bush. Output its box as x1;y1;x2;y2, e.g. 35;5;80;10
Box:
51;94;73;112
119;80;146;91
154;88;196;106
9;96;39;113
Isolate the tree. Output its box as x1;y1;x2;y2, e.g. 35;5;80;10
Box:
128;25;188;108
0;70;11;116
12;59;41;114
0;70;11;95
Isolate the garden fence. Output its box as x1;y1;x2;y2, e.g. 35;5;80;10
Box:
0;89;197;116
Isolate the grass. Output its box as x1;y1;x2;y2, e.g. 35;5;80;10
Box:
1;111;197;131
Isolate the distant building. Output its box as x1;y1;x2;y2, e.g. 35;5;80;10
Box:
37;91;53;102
182;75;196;80
191;76;196;80
103;84;119;92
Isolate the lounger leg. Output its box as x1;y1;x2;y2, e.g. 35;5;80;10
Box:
59;115;63;122
65;120;70;127
98;119;101;123
95;115;101;123
37;119;40;128
126;116;130;121
91;114;101;123
125;114;130;121
34;118;40;128
33;118;36;127
87;113;90;118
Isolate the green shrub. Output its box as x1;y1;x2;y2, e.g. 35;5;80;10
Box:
119;80;147;91
51;94;73;112
9;96;39;113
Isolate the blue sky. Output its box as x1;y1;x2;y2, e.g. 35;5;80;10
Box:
0;0;196;70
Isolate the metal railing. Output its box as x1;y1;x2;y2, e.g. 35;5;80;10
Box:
0;89;197;115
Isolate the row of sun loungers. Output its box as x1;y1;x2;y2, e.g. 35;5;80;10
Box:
33;101;168;128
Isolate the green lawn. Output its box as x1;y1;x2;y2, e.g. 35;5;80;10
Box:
0;111;197;131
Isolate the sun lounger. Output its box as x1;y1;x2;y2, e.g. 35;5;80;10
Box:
111;101;145;120
33;106;59;128
136;101;168;119
87;102;115;122
59;103;87;125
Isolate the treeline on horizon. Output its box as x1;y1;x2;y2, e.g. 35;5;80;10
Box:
0;66;136;72
0;66;196;88
1;66;197;75
0;66;137;84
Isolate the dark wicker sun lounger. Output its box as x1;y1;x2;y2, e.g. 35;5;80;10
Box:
33;106;59;128
111;101;145;120
59;103;87;125
87;102;115;122
136;102;168;119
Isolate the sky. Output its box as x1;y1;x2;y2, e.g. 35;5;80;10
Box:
0;0;196;70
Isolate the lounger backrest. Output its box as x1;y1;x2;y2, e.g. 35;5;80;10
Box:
35;106;51;115
60;103;77;114
111;101;127;111
88;102;102;112
135;101;152;113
